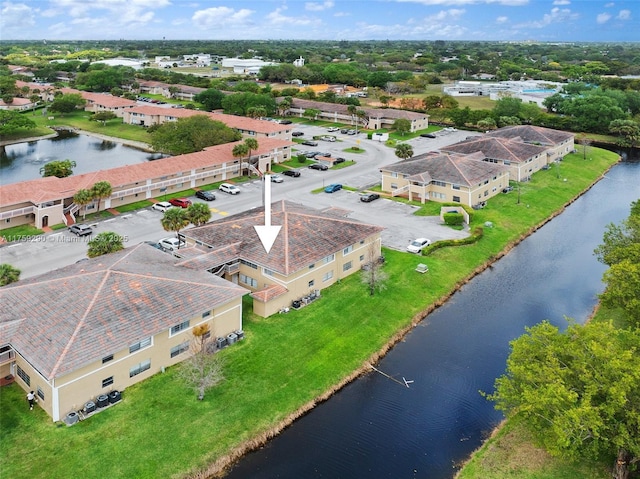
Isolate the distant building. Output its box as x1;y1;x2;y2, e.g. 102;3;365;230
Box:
293;56;305;67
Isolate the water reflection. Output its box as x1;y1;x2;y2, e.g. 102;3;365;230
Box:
1;132;158;185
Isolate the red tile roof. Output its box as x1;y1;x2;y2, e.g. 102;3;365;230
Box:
0;137;294;206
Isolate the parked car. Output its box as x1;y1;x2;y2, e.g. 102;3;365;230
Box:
305;151;318;158
324;183;342;193
315;152;331;159
292;131;304;137
334;157;346;164
195;190;216;201
320;135;336;142
152;201;174;212
420;133;437;138
69;224;93;236
270;174;284;183
347;129;357;135
309;163;328;171
502;186;514;193
407;238;431;254
169;197;192;208
144;240;165;251
360;193;380;203
159;237;185;251
327;127;340;132
302;140;318;147
219;183;240;194
278;119;293;125
340;128;349;134
282;170;301;177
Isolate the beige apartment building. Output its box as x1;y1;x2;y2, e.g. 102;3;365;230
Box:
0;244;248;421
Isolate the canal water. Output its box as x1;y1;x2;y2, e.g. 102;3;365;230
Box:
0;130;161;186
224;159;640;479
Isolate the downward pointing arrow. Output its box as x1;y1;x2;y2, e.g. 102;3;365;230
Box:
254;175;282;254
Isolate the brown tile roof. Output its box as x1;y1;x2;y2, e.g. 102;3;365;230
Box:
0;244;248;380
485;125;574;145
441;136;548;163
126;106;290;134
250;284;289;303
381;151;508;186
184;200;384;276
0;137;294;206
286;98;427;121
82;92;137;108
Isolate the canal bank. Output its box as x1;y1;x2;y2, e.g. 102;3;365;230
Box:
199;151;624;479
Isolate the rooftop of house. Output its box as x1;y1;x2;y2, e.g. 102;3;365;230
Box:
485;124;574;145
82;92;137;108
0;137;294;206
181;200;384;276
381;151;508;186
441;136;548;163
285;98;428;121
0;244;248;380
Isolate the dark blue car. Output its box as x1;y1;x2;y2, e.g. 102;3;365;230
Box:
324;184;343;193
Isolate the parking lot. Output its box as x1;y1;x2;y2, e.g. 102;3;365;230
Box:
5;126;475;278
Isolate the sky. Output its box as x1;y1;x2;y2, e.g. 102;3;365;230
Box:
0;0;638;42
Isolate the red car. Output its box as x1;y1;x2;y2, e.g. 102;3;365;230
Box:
169;198;192;208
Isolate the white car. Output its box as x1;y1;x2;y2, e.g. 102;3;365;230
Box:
407;238;431;254
219;183;240;195
327;127;340;132
270;174;284;183
152;201;174;212
159;237;185;251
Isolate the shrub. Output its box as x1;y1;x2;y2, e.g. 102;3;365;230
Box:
443;212;464;226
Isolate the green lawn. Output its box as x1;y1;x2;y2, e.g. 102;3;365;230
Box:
0;148;620;479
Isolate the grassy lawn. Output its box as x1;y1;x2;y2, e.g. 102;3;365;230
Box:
0;148;620;479
0;224;44;241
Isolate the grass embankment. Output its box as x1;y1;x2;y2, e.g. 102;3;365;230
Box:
0;148;620;479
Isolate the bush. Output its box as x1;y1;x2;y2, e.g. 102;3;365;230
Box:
422;227;484;255
443;212;464;226
297;154;307;163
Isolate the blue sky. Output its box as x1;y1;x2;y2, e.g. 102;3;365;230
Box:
0;0;637;42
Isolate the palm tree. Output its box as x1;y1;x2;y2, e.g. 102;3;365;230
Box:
232;143;249;175
355;109;367;134
0;263;21;286
395;143;414;160
161;208;189;244
347;104;357;126
87;232;125;258
244;138;259;174
187;203;212;226
73;188;93;220
91;181;112;214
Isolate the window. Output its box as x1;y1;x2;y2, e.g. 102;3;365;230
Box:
343;245;353;255
202;311;211;319
129;360;151;378
359;255;365;262
309;263;315;269
391;172;398;178
452;184;460;190
264;268;275;276
240;274;258;288
240;259;257;269
323;271;334;282
308;280;315;288
343;261;353;272
170;320;190;336
102;376;114;388
16;365;30;386
170;342;189;358
102;354;114;364
322;254;334;264
452;196;460;202
432;180;446;187
37;387;45;400
129;337;151;354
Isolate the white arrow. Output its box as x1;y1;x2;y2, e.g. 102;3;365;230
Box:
254;175;282;254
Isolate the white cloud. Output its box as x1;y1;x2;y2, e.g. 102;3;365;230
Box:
605;2;614;7
514;7;579;29
496;16;508;24
266;6;319;26
333;11;350;17
552;0;570;5
192;7;254;28
617;9;631;20
596;12;611;24
305;1;334;12
396;0;528;6
0;1;37;31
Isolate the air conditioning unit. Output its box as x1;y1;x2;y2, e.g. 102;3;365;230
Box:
226;332;238;345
